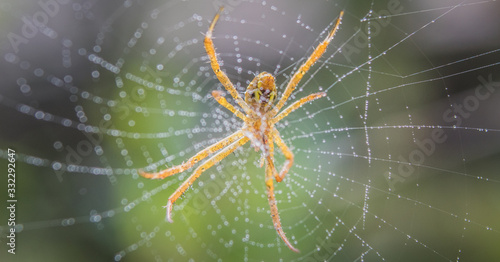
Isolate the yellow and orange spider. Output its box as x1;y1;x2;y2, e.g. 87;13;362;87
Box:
140;7;343;252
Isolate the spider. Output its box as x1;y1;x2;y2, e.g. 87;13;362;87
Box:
140;7;343;253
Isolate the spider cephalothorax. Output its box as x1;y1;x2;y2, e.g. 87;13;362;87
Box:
245;72;277;113
140;7;343;253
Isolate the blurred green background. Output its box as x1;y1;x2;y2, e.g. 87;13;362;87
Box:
1;0;500;261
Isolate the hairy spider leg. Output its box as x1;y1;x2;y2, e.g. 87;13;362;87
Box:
205;7;253;115
264;135;280;177
212;90;247;121
265;159;300;253
164;136;250;223
271;129;294;183
270;11;343;116
272;92;327;123
267;92;325;182
139;130;245;179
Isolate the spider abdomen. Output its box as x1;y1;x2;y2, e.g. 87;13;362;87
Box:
243;116;273;154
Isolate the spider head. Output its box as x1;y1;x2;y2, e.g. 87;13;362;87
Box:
245;72;277;112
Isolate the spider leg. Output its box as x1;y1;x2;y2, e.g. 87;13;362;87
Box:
212;90;247;121
270;92;326;182
263;135;280;176
139;130;244;179
272;92;326;124
164;136;249;223
205;7;252;115
265;159;300;253
271;128;293;183
270;11;343;116
259;154;265;167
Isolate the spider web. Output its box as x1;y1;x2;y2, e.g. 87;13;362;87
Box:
1;0;500;261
